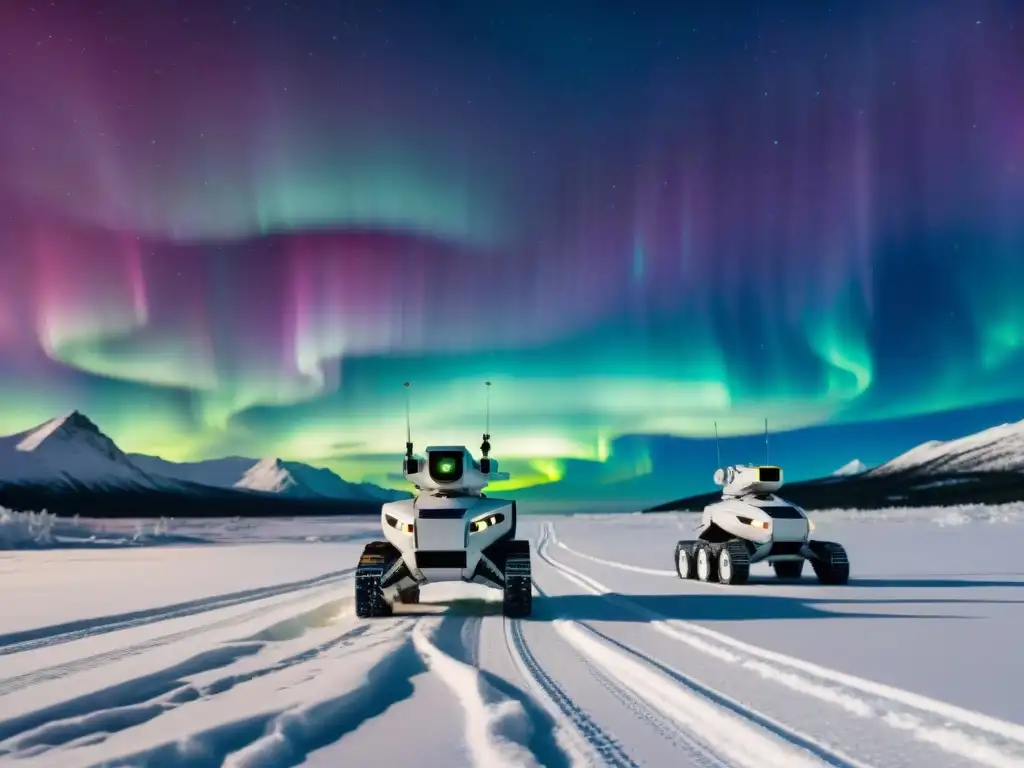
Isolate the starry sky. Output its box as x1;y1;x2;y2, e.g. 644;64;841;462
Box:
0;0;1022;501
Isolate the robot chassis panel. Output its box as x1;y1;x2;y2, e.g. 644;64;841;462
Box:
673;464;850;586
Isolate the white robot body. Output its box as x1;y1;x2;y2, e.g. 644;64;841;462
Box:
699;496;810;563
355;429;532;618
379;478;516;596
674;464;850;585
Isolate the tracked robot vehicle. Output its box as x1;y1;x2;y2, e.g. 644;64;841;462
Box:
355;382;532;619
674;459;850;586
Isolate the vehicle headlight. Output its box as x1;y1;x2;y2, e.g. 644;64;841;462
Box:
469;512;505;533
384;514;414;534
808;518;815;531
736;515;771;530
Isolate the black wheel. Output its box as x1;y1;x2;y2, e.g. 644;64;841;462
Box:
773;560;805;579
397;586;420;604
807;541;850;585
503;541;532;617
694;541;719;583
675;540;696;579
355;541;396;617
717;540;750;584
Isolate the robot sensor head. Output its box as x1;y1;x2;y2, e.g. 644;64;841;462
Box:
404;446;509;492
428;449;466;484
716;464;784;496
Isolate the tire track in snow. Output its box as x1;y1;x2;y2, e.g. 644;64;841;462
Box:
0;602;385;756
412;618;543;768
539;521;1024;768
422;602;577;768
528;524;796;768
583;661;727;767
508;523;701;766
553;537;676;577
504;611;639;768
0;577;355;696
73;618;422;768
556;618;820;768
0;568;356;656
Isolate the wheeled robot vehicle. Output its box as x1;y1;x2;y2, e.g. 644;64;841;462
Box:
674;464;850;585
355;382;532;618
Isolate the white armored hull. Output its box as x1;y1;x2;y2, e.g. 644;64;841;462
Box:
674;473;850;586
380;495;515;588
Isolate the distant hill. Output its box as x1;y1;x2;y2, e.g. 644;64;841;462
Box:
646;418;1024;512
832;459;868;476
130;454;408;503
0;411;408;518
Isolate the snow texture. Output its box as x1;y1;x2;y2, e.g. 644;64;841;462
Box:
0;508;1020;767
871;418;1024;475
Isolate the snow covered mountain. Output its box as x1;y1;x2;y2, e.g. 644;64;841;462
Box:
869;418;1024;476
0;412;406;505
0;412;170;491
832;459;868;476
131;454;408;502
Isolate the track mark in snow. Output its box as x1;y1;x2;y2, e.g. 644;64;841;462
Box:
240;598;354;643
505;614;638;768
422;598;491;667
0;568;356;656
194;621;376;699
413;619;543;768
219;628;421;768
554;619;823;768
535;528;830;767
0;643;264;749
0;616;387;759
82;621;420;768
0;589;351;697
583;657;732;767
425;609;575;768
583;625;868;768
540;522;1024;768
555;538;675;577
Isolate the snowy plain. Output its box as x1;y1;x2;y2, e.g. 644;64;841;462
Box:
0;505;1022;767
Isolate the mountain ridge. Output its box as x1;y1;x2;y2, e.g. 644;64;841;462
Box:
0;411;408;517
867;418;1024;476
645;416;1024;512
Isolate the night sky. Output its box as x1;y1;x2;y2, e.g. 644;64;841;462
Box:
0;0;1022;499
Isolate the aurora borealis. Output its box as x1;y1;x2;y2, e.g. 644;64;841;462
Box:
0;0;1022;499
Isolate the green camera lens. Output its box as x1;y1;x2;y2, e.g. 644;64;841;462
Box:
428;451;464;483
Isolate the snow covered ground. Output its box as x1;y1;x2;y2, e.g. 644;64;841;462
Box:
0;507;1022;767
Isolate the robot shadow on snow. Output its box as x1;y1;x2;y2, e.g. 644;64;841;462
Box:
525;591;989;623
724;574;1024;589
844;575;1024;589
392;597;507;618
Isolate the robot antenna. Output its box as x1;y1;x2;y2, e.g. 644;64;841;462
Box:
481;381;492;458
713;421;722;469
403;382;413;459
764;417;769;465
